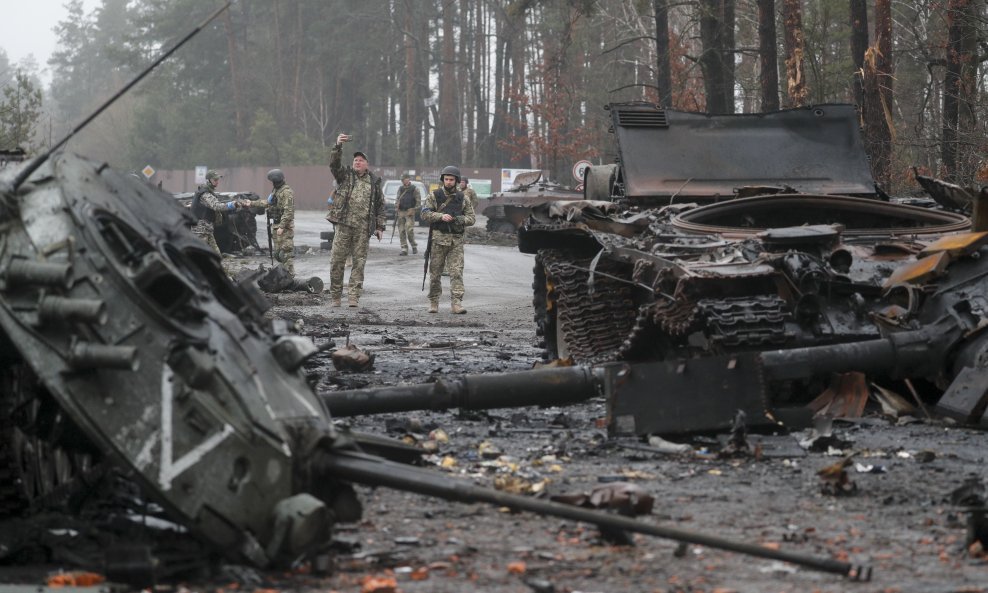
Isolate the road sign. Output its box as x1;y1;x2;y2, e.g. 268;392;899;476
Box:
141;165;155;179
572;160;592;182
575;183;584;192
195;166;207;184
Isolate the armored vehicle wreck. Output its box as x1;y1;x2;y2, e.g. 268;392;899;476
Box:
512;102;986;434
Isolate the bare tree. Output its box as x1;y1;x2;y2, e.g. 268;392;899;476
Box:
782;0;807;107
758;0;779;111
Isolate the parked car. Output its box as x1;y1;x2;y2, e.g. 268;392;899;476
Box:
382;179;429;219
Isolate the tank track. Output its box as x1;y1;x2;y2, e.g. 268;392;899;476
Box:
0;364;93;516
533;250;638;364
696;296;791;348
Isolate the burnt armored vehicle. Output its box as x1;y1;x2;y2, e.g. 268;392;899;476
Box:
512;102;980;432
481;171;583;234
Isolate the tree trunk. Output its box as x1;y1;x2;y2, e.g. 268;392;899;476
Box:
781;0;807;107
722;0;736;113
402;2;422;165
222;9;246;145
699;0;729;113
508;9;528;167
438;0;461;164
942;0;970;181
473;0;490;166
653;0;672;107
849;0;868;109
757;0;779;111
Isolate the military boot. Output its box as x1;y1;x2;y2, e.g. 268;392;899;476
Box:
332;296;342;307
412;246;418;254
428;300;439;314
451;301;466;314
399;249;408;256
348;295;359;308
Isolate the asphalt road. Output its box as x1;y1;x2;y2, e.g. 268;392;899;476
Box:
254;210;535;321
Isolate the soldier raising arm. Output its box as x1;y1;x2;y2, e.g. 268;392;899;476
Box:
326;133;386;308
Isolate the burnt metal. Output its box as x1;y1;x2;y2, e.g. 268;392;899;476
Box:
324;366;600;417
609;103;876;201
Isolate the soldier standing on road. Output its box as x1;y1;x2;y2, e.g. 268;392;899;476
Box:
191;170;244;255
422;165;475;314
250;169;296;276
326;133;386;307
396;174;420;256
459;177;479;212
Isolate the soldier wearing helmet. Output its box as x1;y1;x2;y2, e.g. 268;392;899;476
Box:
326;133;386;307
191;169;244;256
249;168;296;276
421;165;476;314
458;177;479;211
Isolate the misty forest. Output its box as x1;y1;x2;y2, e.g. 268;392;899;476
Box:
0;0;985;193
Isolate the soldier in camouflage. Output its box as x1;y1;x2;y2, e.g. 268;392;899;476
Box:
326;133;386;307
422;165;475;314
191;170;243;255
459;177;479;211
250;169;296;276
395;173;420;256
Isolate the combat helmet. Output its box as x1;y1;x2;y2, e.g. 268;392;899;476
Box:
267;168;285;185
440;165;461;183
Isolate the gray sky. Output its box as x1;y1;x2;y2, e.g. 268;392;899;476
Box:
0;0;102;83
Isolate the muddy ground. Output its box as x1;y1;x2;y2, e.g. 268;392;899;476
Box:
2;212;987;592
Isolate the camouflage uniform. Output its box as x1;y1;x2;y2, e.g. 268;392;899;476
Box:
251;184;296;276
463;186;479;211
395;183;420;253
326;144;385;302
422;186;476;307
191;179;235;255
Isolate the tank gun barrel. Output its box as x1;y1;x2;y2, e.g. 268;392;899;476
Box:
318;449;871;580
323;366;600;417
761;321;963;382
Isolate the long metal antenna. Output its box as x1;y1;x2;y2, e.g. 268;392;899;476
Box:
10;1;232;191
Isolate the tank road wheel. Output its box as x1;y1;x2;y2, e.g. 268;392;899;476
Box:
0;365;91;515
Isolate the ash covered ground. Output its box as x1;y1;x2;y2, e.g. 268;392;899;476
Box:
2;212;986;593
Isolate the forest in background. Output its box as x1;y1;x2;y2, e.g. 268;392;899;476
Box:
0;0;985;194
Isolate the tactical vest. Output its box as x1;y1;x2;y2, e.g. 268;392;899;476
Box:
431;188;465;234
191;187;215;223
270;187;285;224
397;185;417;210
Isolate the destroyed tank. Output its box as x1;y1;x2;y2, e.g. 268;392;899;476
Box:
522;103;965;363
481;170;583;234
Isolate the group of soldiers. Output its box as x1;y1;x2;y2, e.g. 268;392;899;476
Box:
192;132;477;314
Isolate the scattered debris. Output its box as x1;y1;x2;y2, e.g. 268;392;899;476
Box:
333;343;376;371
817;454;858;496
